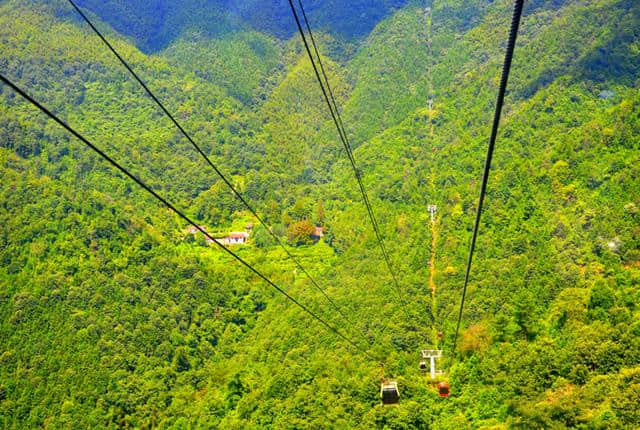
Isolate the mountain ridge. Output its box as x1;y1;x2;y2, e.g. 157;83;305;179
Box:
71;0;411;52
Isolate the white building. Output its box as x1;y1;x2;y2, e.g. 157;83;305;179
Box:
218;232;250;245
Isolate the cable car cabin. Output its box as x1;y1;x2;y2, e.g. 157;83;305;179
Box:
438;382;450;398
381;381;400;405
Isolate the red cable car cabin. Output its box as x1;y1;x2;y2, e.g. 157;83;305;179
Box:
438;382;450;397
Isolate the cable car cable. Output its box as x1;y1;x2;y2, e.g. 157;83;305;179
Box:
451;0;524;353
296;0;353;164
64;0;373;349
291;0;378;251
293;0;413;359
295;2;385;252
294;0;416;358
0;72;381;363
288;0;411;318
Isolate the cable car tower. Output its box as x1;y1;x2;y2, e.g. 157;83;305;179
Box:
427;205;437;223
420;349;444;379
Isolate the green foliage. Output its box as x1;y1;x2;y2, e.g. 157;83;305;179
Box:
286;219;316;246
71;0;410;52
252;225;275;248
163;30;282;105
0;0;639;428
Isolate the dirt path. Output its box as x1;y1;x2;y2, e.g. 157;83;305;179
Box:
429;215;439;348
424;1;439;349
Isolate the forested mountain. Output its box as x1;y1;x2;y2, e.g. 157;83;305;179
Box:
0;0;638;428
69;0;409;51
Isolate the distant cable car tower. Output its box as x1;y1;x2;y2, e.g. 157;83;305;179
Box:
420;349;444;379
427;205;437;223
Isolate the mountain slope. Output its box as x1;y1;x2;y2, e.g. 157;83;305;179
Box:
71;0;410;51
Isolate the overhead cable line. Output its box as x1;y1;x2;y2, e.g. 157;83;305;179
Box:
451;0;524;353
296;0;407;339
288;0;410;316
296;0;353;163
0;72;380;363
295;0;383;240
64;0;372;349
296;0;387;252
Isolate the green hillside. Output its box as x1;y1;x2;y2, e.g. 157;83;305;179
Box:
69;0;410;51
0;0;638;428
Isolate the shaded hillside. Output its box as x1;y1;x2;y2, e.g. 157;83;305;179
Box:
70;0;410;51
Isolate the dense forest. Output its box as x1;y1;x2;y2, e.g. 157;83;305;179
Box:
0;0;638;428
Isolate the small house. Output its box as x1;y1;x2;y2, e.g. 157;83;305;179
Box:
227;232;250;245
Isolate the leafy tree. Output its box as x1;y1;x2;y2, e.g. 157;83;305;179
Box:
252;225;274;248
286;220;315;246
